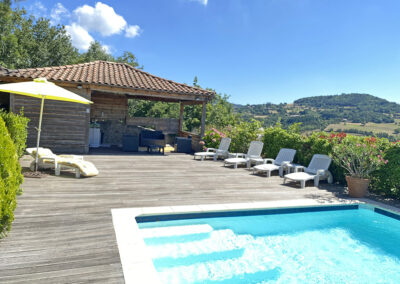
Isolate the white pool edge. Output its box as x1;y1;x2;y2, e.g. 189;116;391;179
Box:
111;198;400;284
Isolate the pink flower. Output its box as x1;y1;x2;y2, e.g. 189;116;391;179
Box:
212;138;216;142
385;160;389;164
199;141;205;145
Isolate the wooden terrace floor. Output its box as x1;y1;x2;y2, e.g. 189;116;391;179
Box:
1;152;345;283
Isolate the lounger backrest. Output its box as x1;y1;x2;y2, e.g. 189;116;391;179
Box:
26;147;56;159
247;141;264;158
275;148;296;166
218;137;231;152
305;154;332;174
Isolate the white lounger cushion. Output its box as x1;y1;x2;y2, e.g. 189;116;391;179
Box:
56;158;99;177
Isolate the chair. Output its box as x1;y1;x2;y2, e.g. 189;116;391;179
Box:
194;137;231;161
55;158;99;178
253;148;296;177
283;154;333;188
26;147;84;172
26;147;99;178
224;141;264;169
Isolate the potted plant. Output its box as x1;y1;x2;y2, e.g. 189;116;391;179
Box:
332;136;388;198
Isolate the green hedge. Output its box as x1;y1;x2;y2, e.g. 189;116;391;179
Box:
205;122;400;199
0;116;23;238
0;110;29;158
370;145;400;197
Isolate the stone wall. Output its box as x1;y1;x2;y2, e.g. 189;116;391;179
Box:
126;117;178;134
99;121;141;147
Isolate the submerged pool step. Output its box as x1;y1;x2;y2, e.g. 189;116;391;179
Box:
145;229;250;259
192;268;281;284
140;224;213;238
156;245;282;284
153;248;245;269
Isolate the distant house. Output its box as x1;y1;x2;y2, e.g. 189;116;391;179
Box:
0;61;214;153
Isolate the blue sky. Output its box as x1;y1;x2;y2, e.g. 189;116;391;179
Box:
18;0;400;104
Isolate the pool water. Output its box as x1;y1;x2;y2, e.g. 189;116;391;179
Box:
138;207;400;283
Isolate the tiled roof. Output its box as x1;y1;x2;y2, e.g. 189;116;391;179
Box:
1;61;214;97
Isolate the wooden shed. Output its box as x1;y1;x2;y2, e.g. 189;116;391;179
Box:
0;61;214;153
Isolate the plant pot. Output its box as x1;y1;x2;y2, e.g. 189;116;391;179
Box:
346;176;370;198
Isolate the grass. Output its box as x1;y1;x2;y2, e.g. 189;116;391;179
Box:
326;121;400;136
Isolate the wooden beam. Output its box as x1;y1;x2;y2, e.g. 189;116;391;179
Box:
200;101;207;138
178;103;185;132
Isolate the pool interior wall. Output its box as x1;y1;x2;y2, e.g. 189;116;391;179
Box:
136;204;400;284
136;204;361;223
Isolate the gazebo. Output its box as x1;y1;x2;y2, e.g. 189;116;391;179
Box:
0;61;214;153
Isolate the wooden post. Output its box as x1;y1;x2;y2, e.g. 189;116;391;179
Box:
200;101;207;138
178;102;184;135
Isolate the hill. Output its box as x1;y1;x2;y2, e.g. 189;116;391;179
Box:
234;94;400;139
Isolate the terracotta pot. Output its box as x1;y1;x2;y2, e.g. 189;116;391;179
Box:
346;176;370;198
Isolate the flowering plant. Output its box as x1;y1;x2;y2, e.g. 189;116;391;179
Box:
201;128;226;150
332;136;388;179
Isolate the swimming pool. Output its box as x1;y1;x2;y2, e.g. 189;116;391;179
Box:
136;205;400;283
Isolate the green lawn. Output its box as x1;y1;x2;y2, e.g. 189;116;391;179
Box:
326;121;400;136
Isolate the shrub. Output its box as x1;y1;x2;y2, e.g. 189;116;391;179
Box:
225;119;262;153
202;128;226;150
370;143;400;198
263;124;303;160
0;110;29;158
0;117;23;238
332;136;388;179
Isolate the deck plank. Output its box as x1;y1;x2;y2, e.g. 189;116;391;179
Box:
0;152;344;283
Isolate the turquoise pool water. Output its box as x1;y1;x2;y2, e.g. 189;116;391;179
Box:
138;207;400;283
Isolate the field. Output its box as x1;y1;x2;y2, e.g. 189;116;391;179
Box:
326;121;400;136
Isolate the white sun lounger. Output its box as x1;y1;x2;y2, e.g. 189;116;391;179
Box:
26;147;98;178
26;147;83;171
194;137;231;161
283;154;333;188
54;158;99;178
253;148;296;177
224;141;264;169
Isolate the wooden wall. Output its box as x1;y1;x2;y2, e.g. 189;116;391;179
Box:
11;87;91;154
90;91;127;121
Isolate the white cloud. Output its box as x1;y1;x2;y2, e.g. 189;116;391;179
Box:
28;1;48;18
125;25;140;38
73;2;127;36
189;0;208;5
50;3;70;25
102;44;112;54
65;23;94;51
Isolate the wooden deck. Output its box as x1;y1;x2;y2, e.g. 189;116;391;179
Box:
0;153;345;283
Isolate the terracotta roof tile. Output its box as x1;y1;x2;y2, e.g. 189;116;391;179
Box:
1;61;214;97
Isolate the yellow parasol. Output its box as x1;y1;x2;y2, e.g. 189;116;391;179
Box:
0;78;92;171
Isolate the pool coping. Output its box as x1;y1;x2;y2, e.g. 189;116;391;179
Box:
111;198;400;284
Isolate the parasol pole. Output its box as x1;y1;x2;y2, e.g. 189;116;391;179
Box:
35;96;45;172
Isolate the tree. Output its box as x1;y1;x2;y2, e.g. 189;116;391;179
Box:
78;41;113;63
116;51;141;68
0;1;79;69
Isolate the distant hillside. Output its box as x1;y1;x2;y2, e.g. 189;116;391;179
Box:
234;94;400;135
295;93;400;112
